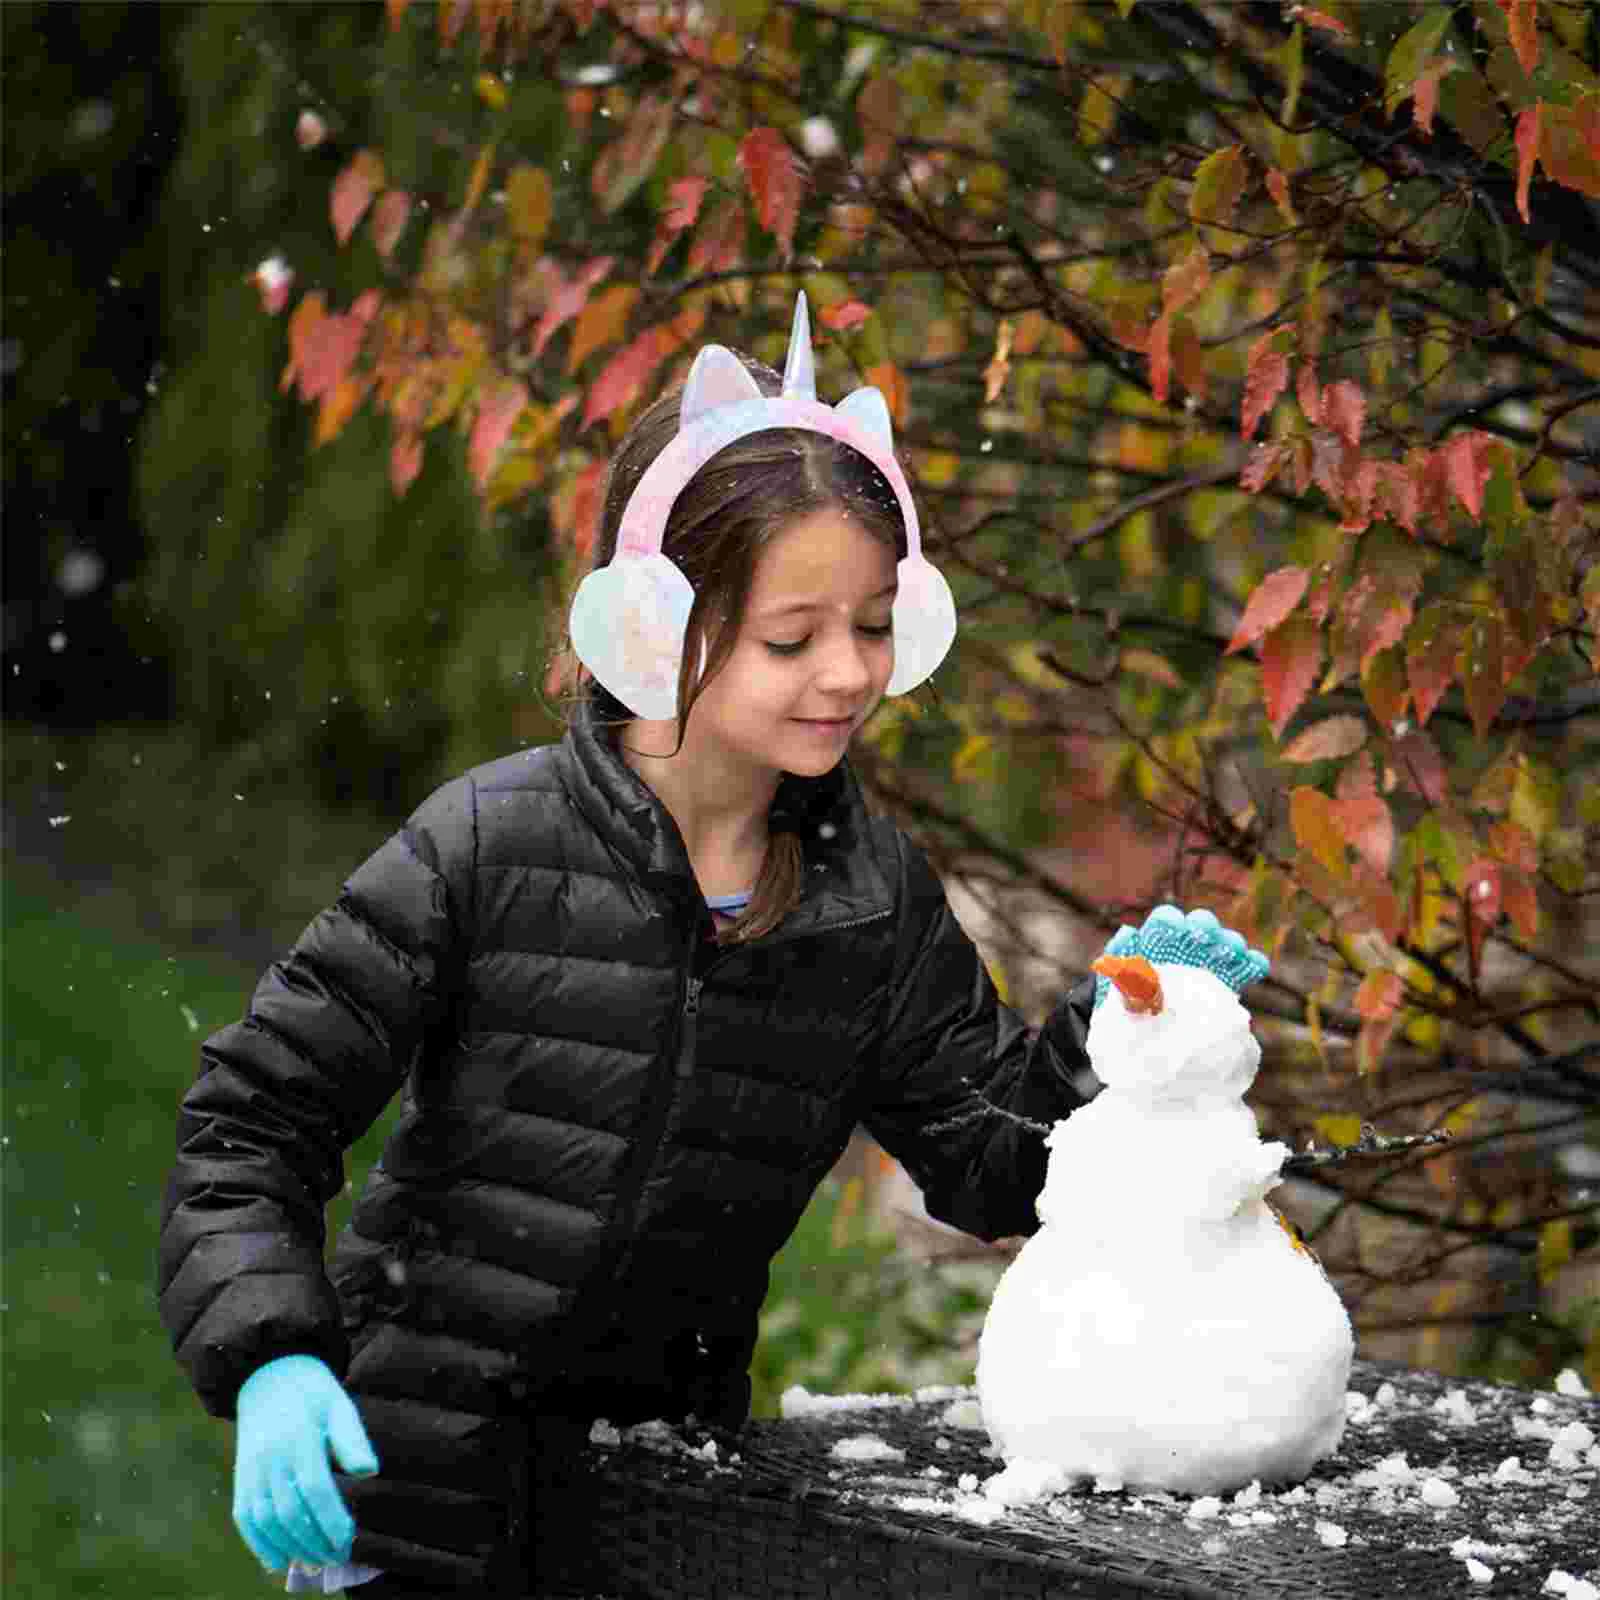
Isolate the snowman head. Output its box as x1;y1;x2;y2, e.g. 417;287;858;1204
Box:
1087;962;1261;1104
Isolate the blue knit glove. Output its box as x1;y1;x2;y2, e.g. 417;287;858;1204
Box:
233;1354;378;1573
1093;904;1270;1009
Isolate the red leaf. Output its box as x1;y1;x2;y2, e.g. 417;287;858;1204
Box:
1296;362;1322;423
1339;455;1380;534
1464;856;1502;968
1225;565;1309;655
331;150;385;246
390;430;423;496
370;190;411;259
1501;871;1539;940
1301;9;1350;37
1148;311;1173;405
530;257;614;361
738;127;805;260
1335;752;1395;876
582;326;670;429
686;196;745;276
1321;379;1365;451
1489;819;1538;875
294;306;367;403
1357;1014;1400;1075
1355;970;1403;1021
1171;317;1207;404
1413;62;1446;137
469;378;528;488
1497;0;1541;79
1389;728;1448;806
1241;334;1290;441
645;177;708;276
1405;604;1460;727
1440;431;1491;520
1515;104;1541;224
1241;439;1291;493
1262;614;1323;737
569;458;605;562
821;299;872;332
1375;461;1421;535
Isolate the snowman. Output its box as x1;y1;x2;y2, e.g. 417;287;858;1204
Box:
976;917;1353;1497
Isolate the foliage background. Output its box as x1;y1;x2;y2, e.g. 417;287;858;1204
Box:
4;1;1599;1595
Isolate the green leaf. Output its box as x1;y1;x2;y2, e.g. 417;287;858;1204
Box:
1282;23;1305;125
1189;145;1248;227
1384;9;1452;118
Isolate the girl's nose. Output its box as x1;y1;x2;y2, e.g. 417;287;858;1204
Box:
814;629;874;695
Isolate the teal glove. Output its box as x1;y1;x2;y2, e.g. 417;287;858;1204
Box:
1094;904;1270;1008
233;1354;378;1573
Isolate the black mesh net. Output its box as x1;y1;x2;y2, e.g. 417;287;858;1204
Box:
532;1357;1597;1600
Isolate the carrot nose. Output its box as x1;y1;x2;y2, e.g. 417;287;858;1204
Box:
1090;953;1164;1015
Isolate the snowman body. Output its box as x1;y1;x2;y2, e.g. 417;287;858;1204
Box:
976;964;1352;1496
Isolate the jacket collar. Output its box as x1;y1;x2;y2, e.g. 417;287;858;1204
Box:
558;702;892;936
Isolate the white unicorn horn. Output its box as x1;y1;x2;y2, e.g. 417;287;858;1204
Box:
781;290;817;400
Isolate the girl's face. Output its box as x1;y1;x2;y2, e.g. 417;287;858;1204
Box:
688;504;898;779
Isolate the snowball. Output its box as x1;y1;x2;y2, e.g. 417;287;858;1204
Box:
830;1434;906;1463
1433;1388;1478;1426
1554;1369;1591;1398
1494;1456;1536;1485
1420;1477;1461;1509
1543;1574;1600;1600
1186;1496;1223;1521
1464;1557;1494;1585
1316;1521;1349;1548
781;1386;910;1419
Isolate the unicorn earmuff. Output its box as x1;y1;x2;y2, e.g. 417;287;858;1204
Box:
568;292;957;720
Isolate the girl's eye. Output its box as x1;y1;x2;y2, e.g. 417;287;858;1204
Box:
857;622;894;639
764;623;893;657
764;639;808;656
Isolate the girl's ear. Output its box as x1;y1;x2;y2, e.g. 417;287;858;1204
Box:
681;347;764;424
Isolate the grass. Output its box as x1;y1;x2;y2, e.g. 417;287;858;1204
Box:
2;867;978;1596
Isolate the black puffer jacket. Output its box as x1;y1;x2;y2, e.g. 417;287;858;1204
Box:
158;710;1093;1585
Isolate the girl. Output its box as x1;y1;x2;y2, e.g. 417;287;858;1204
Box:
158;295;1268;1597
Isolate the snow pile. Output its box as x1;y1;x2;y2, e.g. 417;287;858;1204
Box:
976;963;1353;1494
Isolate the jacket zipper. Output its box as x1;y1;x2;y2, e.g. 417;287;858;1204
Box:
676;976;703;1078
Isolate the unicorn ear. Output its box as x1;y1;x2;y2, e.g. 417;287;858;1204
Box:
681;345;764;425
835;385;895;448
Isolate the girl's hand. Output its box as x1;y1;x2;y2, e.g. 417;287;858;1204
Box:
233;1354;378;1573
1093;904;1269;1009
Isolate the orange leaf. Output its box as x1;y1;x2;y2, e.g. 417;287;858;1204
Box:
1296;362;1322;424
1290;785;1346;878
1361;644;1410;728
468;378;528;488
1282;713;1367;763
821;300;871;333
865;361;908;427
645;176;708;276
1355;970;1403;1021
1515;104;1541;224
390;430;424;496
1090;955;1164;1015
1242;333;1290;441
1262;614;1323;738
1162;246;1211;315
1497;0;1540;80
1148;311;1173;405
370;190;411;259
565;282;638;375
1462;614;1509;738
1357;1014;1400;1075
1171;317;1207;405
738;127;805;260
385;0;411;28
1488;819;1538;875
1413;61;1447;137
1225;565;1309;655
569;458;605;562
1266;166;1297;223
331;150;385;246
531;257;614;361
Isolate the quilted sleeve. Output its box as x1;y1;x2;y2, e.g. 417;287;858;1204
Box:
156;775;476;1418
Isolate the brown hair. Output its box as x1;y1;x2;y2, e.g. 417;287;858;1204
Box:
568;355;906;944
